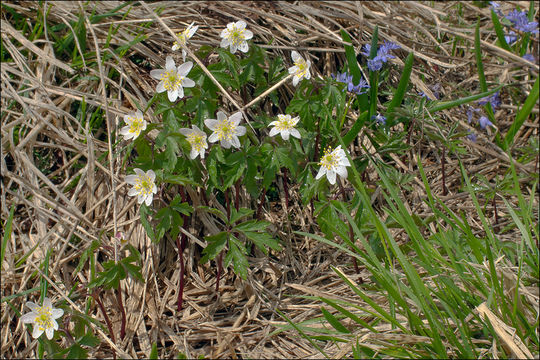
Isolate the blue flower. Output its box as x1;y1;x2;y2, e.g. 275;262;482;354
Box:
362;41;400;71
489;2;502;16
504;30;518;45
523;53;536;62
466;132;477;142
478;116;494;129
332;72;370;95
372;113;386;125
367;57;383;71
467;107;481;123
505;10;539;34
477;91;501;109
360;44;371;57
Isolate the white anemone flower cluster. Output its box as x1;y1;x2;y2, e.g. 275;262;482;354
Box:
179;125;208;159
316;145;351;185
172;22;198;62
220;20;253;54
150;56;195;102
20;297;64;340
205;111;246;149
268;114;301;141
120;110;147;141
288;51;311;86
126;169;157;206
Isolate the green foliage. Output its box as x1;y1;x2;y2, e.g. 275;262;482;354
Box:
88;245;144;289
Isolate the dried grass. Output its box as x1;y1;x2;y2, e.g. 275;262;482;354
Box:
1;1;538;358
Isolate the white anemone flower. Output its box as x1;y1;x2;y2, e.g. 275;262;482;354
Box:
120;110;147;141
268;114;301;141
172;22;199;62
316;145;351;185
220;20;253;54
179;125;208;159
20;297;64;340
150;56;195;102
205;111;246;149
126;169;157;206
288;51;311;86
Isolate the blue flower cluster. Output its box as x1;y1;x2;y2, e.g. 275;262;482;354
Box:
466;92;501;141
332;72;370;95
505;9;539;34
361;41;401;71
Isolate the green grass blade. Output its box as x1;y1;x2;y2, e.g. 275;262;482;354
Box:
475;21;488;94
368;26;379;119
340;29;361;85
342;111;368;147
320;307;351;333
386;52;414;116
1;205;15;270
504;75;539;150
491;10;511;51
427;85;503;113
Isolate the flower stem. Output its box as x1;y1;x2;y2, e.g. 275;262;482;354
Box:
92;290;116;360
338;179;359;274
256;188;267;220
234;179;241;211
216;251;223;293
116;285;126;340
282;168;289;210
177;186;189;311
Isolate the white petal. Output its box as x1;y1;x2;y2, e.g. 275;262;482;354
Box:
125;176;137;185
243;30;253;40
43;298;52;308
291;51;300;62
172;44;179;51
237;20;246;30
182;49;187;62
288;66;298;74
120;126;130;136
165;56;175;71
205;119;218;130
177;87;184;99
230;44;238;54
336;165;348;179
269;127;279;137
229;112;243;124
168;89;178;102
268;121;278;127
20;312;36;323
135;110;143;118
315;167;326;180
182;78;195;88
51;308;64;319
217;111;227;121
145;194;153;206
220;28;229;37
305;71;311;80
238;41;249;53
192;124;202;132
208;132;219;143
292;116;300;125
134;168;145;177
152;184;157;194
156;81;166;93
227;22;235;31
45;327;54;340
221;139;232;149
327;170;337;185
290;128;301;139
292;76;300;86
188;25;198;37
340;157;351;166
137;194;145;204
128;188;139;196
150;69;165;79
235;126;246;136
179;128;193;136
147;170;156;181
177;61;193;76
281;131;290;140
32;326;44;339
230;136;241;148
190;149;198;159
220;38;230;48
26;302;39;311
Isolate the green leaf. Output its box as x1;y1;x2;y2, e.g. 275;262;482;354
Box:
201;232;228;263
150;342;158;359
320;307;351;333
491;10;512;51
78;333;100;347
235;219;270;232
229;207;254;225
240;230;281;253
342;111;369;147
140;205;156;242
386;52;414;116
66;344;87;359
228;237;249;279
340;29;361;85
162;174;196;186
504;75;539;150
427;85;503;113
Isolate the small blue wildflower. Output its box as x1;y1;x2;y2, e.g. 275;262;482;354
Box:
477;91;501;109
523;53;536;62
367;57;383;71
504;30;518;45
467;107;481;123
466;132;477;142
332;72;370;95
478;116;493;129
360;44;371;57
505;10;539;34
373;113;386;125
489;2;502;16
380;40;401;52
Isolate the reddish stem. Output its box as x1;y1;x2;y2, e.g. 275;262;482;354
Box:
116;285;126;340
256;188;267;220
234;179;241;211
92;290;116;360
216;251;223;293
282;168;289;210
